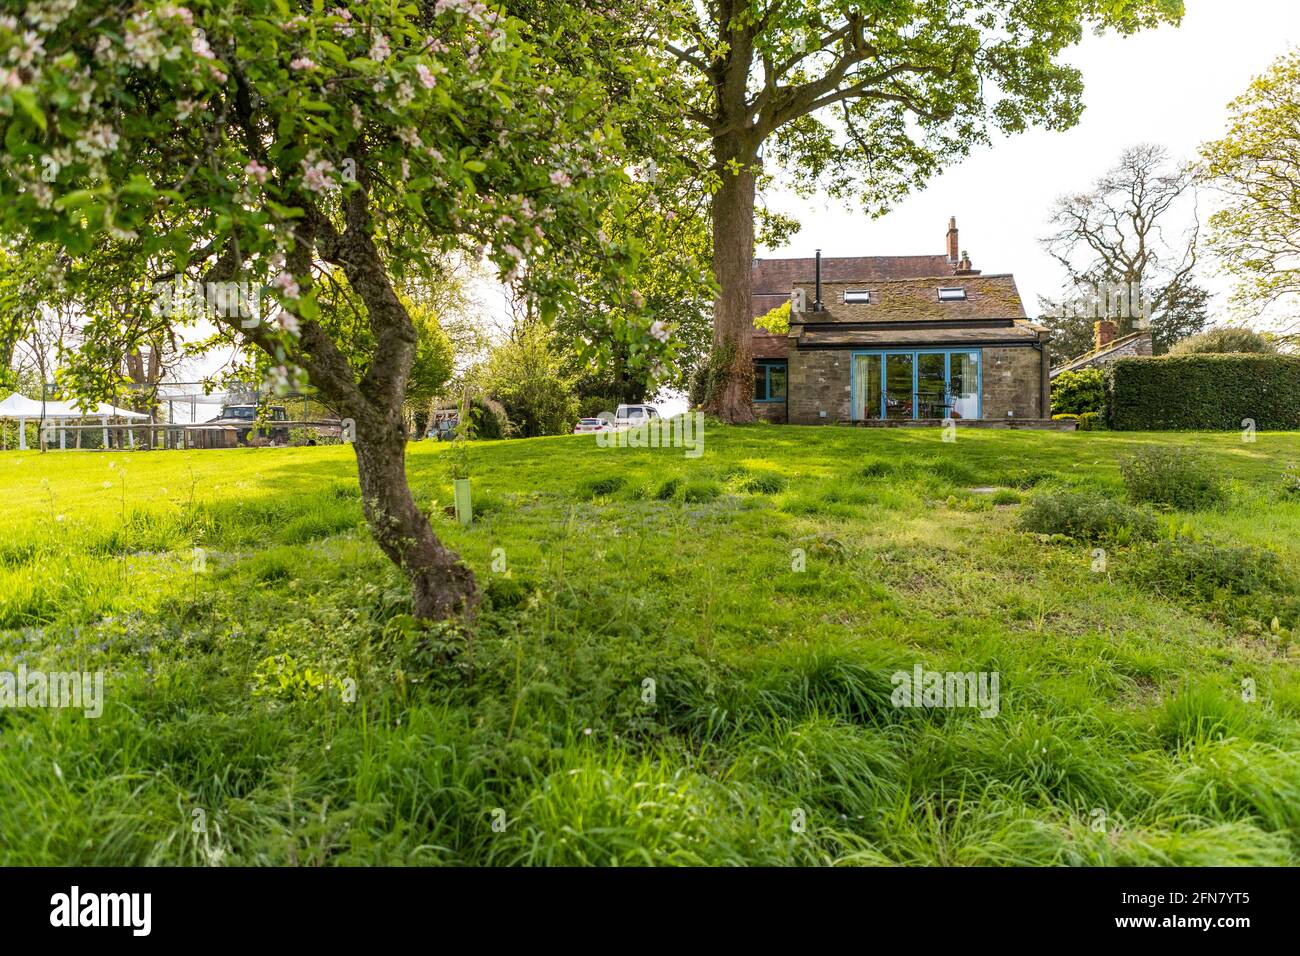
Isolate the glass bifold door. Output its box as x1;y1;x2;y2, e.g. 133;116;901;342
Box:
852;350;980;420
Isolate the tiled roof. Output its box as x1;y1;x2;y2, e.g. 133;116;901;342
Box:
792;274;1028;322
793;321;1045;348
752;254;955;317
752;332;788;360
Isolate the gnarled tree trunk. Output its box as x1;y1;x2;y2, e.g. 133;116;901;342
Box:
351;409;478;619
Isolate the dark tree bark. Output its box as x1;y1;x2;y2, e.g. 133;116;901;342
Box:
704;136;758;423
351;409;477;618
701;8;759;423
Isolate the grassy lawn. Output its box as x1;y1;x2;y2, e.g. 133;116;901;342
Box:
1;424;1298;865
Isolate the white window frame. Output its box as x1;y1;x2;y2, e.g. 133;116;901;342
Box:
842;289;872;304
938;287;967;301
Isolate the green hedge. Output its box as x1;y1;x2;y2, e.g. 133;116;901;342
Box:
1106;354;1300;430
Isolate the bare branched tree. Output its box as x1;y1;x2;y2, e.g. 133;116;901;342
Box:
1040;144;1208;356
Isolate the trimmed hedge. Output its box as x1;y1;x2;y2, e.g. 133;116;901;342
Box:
1106;354;1300;430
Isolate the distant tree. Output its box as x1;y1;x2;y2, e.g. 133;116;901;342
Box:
476;323;578;437
1040;144;1207;357
1202;51;1300;332
1167;326;1278;355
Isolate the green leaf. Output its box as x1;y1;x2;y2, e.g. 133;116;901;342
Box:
11;88;46;131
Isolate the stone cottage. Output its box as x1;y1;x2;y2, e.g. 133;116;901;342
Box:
750;219;1053;425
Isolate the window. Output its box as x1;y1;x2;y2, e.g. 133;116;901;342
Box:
852;350;981;420
754;361;788;402
843;289;871;304
938;287;967;301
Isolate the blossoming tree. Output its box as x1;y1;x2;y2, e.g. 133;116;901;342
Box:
0;0;665;619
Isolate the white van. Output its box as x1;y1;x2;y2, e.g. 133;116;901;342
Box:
613;404;660;429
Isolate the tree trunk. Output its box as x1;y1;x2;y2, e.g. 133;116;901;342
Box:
704;135;758;423
352;414;479;619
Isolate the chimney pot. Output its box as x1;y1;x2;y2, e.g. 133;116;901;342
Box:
946;218;959;264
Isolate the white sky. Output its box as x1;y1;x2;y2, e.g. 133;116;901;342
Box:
757;0;1300;326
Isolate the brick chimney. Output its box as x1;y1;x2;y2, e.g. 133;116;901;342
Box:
1094;319;1118;350
946;217;959;264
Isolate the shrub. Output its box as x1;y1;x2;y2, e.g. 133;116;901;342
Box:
1106;354;1300;430
1282;464;1300;497
1133;537;1294;612
468;396;510;440
1120;447;1225;511
1051;367;1105;416
1019;489;1158;542
1078;411;1103;431
1167;326;1277;356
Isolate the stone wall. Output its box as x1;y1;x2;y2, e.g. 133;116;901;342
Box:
785;344;1045;423
982;346;1044;419
788;349;854;424
752;401;788;423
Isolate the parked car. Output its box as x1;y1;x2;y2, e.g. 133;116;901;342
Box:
573;417;610;434
201;404;290;446
613;404;660;428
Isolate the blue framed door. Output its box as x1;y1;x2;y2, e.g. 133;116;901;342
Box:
851;349;982;420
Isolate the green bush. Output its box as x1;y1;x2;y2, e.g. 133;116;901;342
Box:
1133;537;1297;625
1106;354;1300;430
1120;447;1225;511
1051;367;1105;416
1078;411;1103;431
469;396;509;440
1019;489;1158;542
1167;326;1277;356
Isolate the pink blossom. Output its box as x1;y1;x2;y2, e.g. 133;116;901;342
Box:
416;64;437;89
649;320;668;342
290;56;317;71
369;34;390;61
191;29;215;60
245;159;269;184
271;272;301;299
549;170;571;188
300;155;336;194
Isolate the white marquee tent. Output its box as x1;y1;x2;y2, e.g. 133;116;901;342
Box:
0;393;148;450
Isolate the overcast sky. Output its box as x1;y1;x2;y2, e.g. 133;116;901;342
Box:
758;0;1300;327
